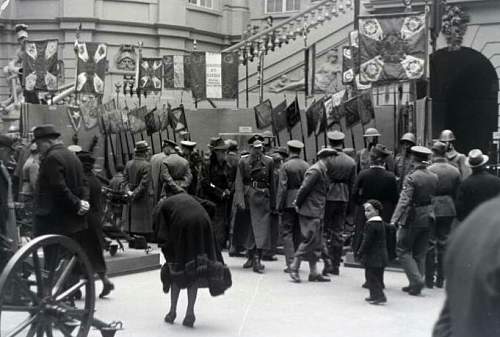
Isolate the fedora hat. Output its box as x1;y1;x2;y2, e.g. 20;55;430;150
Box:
32;124;61;142
274;146;289;158
208;136;223;149
134;140;150;153
212;138;228;150
248;134;265;145
466;149;489;168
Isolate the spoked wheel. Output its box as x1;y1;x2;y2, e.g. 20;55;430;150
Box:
0;235;95;337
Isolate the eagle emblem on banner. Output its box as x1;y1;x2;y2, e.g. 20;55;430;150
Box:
23;39;59;91
139;58;163;92
358;13;427;84
75;42;107;95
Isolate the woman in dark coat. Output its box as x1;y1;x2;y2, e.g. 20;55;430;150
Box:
356;199;389;305
76;151;114;298
154;192;231;328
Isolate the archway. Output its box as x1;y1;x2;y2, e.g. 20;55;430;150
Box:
431;47;498;154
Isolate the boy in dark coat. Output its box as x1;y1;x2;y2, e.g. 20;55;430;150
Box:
356;199;388;304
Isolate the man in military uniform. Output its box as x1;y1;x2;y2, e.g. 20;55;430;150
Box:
390;146;438;296
289;148;337;283
199;138;232;248
161;140;192;198
324;131;356;276
180;140;202;195
395;132;416;191
356;128;394;173
439;129;471;180
426;141;461;289
234;135;275;273
263;146;288;261
276;140;309;272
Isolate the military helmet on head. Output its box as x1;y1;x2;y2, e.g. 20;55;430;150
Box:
363;128;381;138
400;132;416;145
439;129;456;142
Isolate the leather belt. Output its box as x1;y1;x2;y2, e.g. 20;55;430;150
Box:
245;181;269;189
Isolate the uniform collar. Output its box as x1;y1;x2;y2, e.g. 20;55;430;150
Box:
367;216;382;222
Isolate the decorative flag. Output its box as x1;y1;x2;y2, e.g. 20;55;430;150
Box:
254;99;273;130
129;106;148;134
75;42;107;95
168;104;187;132
163;55;191;89
343;97;361;128
271;100;288;132
328;89;348;127
79;99;99;130
0;0;10;16
358;13;427;84
160;104;170;131
23;39;59;91
305;98;324;136
342;46;354;84
144;108;160;136
67;105;82;132
286;97;300;129
189;52;238;99
358;90;375;124
138;58;163;92
304;43;316;96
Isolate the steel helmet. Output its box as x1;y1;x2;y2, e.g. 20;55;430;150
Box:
363;128;381;137
400;132;416;144
439;129;456;142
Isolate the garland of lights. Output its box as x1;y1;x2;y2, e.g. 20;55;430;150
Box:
441;4;469;51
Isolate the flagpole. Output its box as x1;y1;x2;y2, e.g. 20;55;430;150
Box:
158;105;164;146
299;112;308;162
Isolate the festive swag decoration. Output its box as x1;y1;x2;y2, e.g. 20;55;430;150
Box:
138;58;163;92
75;42;107;95
23;39;59;91
358;13;427;84
441;5;469;51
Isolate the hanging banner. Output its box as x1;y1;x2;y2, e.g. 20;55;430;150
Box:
254;99;273;130
358;13;427;84
206;52;222;99
342;46;354;84
67;105;82;132
163;55;190;89
23;39;59;91
75;42;107;95
138;58;163;92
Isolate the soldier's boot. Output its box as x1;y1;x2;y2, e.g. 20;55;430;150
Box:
253;250;265;274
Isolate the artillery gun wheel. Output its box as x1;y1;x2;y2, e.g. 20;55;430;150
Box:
0;235;95;337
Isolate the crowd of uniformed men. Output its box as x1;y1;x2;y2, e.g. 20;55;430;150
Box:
2;124;500;306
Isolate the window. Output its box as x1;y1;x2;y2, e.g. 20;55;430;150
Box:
189;0;213;9
266;0;300;13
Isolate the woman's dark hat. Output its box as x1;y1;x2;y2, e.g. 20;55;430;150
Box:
32;124;61;142
76;151;96;165
370;144;391;158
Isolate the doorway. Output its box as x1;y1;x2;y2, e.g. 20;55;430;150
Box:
431;47;498;154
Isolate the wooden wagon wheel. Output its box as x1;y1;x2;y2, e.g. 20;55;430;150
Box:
0;235;95;337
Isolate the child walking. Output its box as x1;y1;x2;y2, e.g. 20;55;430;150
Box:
356;199;388;304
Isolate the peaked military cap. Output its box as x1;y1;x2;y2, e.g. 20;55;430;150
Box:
248;134;265;145
317;147;337;159
287;140;304;150
327;130;345;141
411;145;432;156
180;140;197;148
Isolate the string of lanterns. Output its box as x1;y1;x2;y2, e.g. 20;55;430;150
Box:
237;0;352;65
